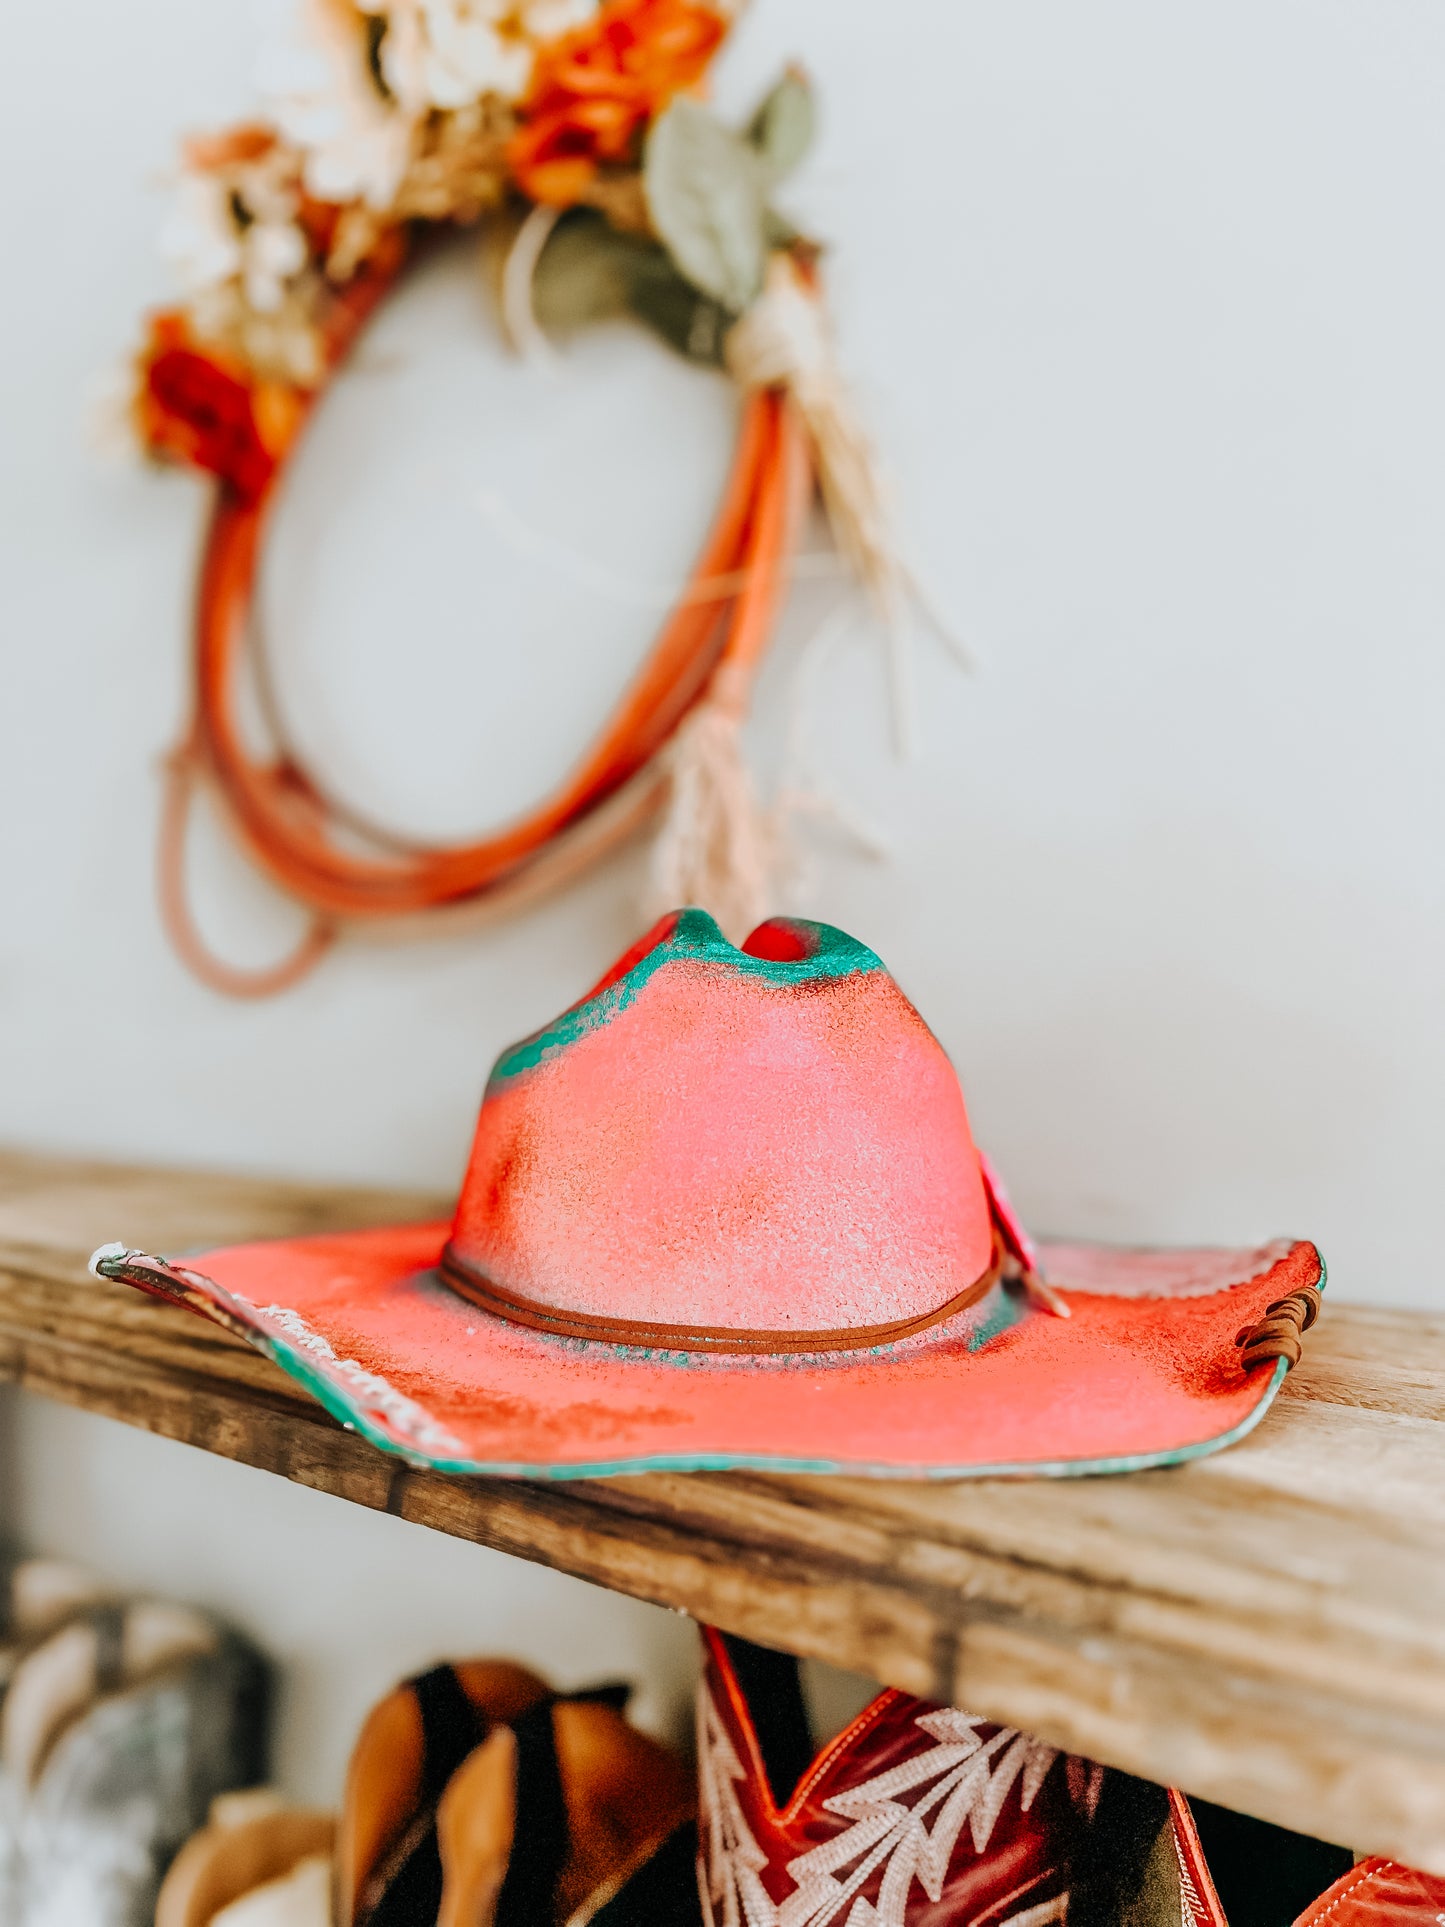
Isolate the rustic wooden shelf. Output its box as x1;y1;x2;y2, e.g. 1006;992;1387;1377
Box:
1;1149;1442;1868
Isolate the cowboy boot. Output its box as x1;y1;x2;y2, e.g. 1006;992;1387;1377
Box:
341;1660;551;1926
434;1690;693;1926
1094;1790;1445;1927
10;1609;266;1926
696;1628;1106;1927
156;1789;334;1927
699;1629;1445;1927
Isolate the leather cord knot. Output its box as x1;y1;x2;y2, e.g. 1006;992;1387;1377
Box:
1236;1285;1322;1372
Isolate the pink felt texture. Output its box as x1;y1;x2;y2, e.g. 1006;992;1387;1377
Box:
451;959;994;1333
166;1226;1321;1474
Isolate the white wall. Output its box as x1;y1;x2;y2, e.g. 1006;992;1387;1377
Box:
3;0;1443;1801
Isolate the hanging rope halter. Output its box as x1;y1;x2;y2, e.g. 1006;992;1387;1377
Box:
162;256;811;995
131;0;911;995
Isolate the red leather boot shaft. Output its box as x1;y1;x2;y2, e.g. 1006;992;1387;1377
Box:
697;1628;1103;1927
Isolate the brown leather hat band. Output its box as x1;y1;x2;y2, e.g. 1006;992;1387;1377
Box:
437;1228;1008;1356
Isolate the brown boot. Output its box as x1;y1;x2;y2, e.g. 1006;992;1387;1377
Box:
156;1790;334;1927
434;1691;693;1927
342;1661;550;1926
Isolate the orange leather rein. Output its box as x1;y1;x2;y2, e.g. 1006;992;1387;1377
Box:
162;253;813;996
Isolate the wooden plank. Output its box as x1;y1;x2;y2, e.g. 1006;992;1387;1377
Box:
0;1148;1443;1868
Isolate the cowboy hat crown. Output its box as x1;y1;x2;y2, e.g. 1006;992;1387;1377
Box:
444;909;998;1354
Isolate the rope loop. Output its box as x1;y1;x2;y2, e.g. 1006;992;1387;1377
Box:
158;742;338;998
1236;1285;1322;1372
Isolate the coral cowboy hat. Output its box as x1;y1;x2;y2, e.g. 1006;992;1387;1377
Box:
93;910;1323;1480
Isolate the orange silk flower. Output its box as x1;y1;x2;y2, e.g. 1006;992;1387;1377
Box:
136;314;303;501
509;0;728;205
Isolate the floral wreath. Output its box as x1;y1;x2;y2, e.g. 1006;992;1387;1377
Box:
133;0;926;995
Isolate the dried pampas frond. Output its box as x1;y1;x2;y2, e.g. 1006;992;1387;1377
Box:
647;701;774;943
726;253;968;761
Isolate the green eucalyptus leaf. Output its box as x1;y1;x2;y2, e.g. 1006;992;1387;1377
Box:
762;206;803;251
532;210;642;333
747;66;814;177
626;252;731;365
531;206;731;364
644;98;767;312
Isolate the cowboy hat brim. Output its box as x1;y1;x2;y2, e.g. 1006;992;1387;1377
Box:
91;1229;1322;1479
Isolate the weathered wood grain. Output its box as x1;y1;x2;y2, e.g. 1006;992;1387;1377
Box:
0;1149;1442;1866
